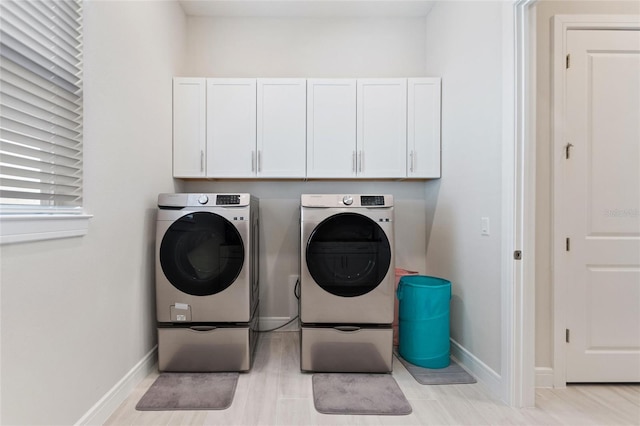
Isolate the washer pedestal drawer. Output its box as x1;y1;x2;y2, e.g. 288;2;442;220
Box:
158;324;257;372
300;326;393;373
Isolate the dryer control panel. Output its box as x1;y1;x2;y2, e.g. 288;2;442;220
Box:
216;194;240;205
301;194;393;208
360;195;385;206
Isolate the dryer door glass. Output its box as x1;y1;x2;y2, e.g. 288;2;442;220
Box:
160;212;244;296
306;212;391;297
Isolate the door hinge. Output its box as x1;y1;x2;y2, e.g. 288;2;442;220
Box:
513;250;522;260
566;54;571;69
566;329;570;343
565;143;574;159
566;237;571;251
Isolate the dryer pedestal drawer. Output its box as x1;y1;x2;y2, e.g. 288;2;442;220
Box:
300;326;393;372
158;325;256;372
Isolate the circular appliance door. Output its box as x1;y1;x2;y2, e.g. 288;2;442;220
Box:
160;212;244;296
306;212;391;297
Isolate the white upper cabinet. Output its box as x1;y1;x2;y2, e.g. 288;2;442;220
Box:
307;78;408;178
407;78;441;178
173;76;441;180
173;78;206;178
257;79;307;178
306;79;357;178
357;79;407;178
205;78;307;178
206;79;257;178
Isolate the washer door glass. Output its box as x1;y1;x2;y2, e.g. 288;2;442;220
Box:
160;212;244;296
306;212;391;297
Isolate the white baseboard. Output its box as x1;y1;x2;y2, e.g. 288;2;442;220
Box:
450;338;502;399
259;316;299;332
535;367;554;388
75;345;157;426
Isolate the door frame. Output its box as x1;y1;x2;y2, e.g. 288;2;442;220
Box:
506;0;537;408
551;15;640;388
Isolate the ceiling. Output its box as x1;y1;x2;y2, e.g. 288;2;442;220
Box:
178;0;436;18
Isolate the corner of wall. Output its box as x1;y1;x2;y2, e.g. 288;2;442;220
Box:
75;347;157;425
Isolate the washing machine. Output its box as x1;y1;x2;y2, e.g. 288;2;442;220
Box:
300;194;395;372
155;193;259;372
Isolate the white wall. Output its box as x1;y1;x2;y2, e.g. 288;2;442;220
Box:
185;16;427;77
534;0;640;374
0;1;186;424
423;1;504;375
182;15;431;321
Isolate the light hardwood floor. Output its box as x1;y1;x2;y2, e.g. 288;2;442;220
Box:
105;331;640;425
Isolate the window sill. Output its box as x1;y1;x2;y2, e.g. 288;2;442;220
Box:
0;214;93;245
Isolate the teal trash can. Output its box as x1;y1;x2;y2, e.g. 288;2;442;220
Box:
397;275;451;369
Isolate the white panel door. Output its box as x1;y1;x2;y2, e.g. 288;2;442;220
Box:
407;78;441;178
357;79;407;178
206;79;257;178
306;79;357;178
172;78;206;178
562;29;640;382
257;79;306;178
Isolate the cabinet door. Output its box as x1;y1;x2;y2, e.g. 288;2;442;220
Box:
307;79;357;178
356;79;407;178
206;79;257;178
257;79;306;178
407;78;441;178
173;78;206;177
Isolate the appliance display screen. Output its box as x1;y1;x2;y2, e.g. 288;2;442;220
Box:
217;195;240;205
360;196;385;206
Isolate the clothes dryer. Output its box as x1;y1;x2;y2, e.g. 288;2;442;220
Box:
300;194;395;372
155;193;259;371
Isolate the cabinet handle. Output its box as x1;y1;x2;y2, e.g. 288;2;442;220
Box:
352;151;356;173
200;150;204;172
251;151;256;172
410;150;414;173
257;150;261;173
358;150;363;173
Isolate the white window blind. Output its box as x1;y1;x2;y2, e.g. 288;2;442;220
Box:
0;0;83;214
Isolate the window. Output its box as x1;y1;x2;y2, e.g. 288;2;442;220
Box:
0;0;89;244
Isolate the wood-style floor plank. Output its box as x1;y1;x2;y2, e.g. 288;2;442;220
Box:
104;331;640;426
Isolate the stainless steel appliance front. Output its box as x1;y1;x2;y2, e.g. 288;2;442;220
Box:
158;314;258;371
155;193;259;371
300;194;395;372
300;327;393;372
